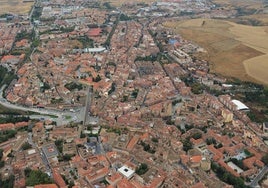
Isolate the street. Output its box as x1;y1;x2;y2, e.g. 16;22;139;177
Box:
250;165;268;187
0;85;85;125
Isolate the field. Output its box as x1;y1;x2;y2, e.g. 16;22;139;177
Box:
0;0;33;15
164;19;268;85
100;0;155;7
212;0;263;7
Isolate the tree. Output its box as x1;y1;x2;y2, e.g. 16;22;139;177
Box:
93;75;101;82
151;137;158;143
192;132;202;139
211;162;248;188
25;169;53;186
0;129;17;144
262;154;268;165
0;160;4;168
55;140;63;153
119;14;131;21
21;142;32;150
191;83;203;94
0;175;14;188
108;83;116;95
62;154;74;161
182;138;193;152
68;180;75;188
64;82;83;91
136;163;148;175
0;149;3;160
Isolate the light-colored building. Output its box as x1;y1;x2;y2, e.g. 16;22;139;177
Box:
118;165;135;180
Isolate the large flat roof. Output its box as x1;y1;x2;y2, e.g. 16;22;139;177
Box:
84;47;106;53
231;100;249;111
118;165;135;179
42;143;59;158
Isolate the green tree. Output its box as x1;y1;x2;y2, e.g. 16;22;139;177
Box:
21;142;32;150
192;132;202;139
0;160;4;168
25;169;53;186
0;175;14;188
182;137;193;152
55;140;63;153
262;154;268;165
0;149;3;160
151;137;158;143
93;75;101;82
136;163;148;175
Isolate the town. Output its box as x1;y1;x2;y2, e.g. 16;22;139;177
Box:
1;0;268;188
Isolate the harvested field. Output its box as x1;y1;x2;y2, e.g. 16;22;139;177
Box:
164;19;268;85
100;0;155;7
212;0;264;9
0;0;33;15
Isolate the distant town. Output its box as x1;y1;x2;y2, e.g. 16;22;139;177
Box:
1;0;268;188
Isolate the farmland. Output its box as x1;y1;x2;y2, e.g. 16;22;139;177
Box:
164;19;268;85
100;0;155;7
0;0;33;15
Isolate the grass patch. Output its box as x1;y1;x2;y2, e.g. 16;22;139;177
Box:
65;116;72;120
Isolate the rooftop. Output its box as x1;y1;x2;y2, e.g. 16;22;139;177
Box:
231;100;249;111
118;165;135;180
42;143;59;159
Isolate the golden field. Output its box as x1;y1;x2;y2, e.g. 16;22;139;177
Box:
100;0;155;7
211;0;264;9
0;0;33;15
164;19;268;85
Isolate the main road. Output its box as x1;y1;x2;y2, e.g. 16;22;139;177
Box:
249;165;268;187
0;85;85;125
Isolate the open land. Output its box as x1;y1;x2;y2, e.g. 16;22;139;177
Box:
212;0;264;9
0;0;33;15
164;19;268;85
100;0;155;7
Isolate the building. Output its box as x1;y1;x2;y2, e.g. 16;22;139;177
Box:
231;100;249;111
118;165;135;180
42;143;59;159
222;109;233;123
263;122;268;134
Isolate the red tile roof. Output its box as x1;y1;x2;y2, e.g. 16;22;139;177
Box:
88;28;102;37
34;184;58;188
52;169;67;188
117;178;136;188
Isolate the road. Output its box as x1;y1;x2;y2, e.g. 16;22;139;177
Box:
27;132;52;176
250;165;268;187
0;85;85;125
